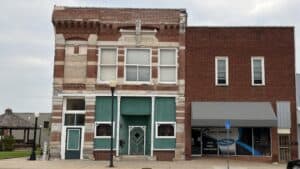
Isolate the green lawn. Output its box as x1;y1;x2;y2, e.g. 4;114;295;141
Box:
0;149;41;160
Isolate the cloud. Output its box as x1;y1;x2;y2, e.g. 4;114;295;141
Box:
0;0;299;113
249;0;284;16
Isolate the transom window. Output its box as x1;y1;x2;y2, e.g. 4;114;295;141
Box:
64;98;85;126
155;122;176;138
99;48;117;82
66;99;85;110
64;114;85;126
215;56;229;86
159;49;177;83
95;122;114;138
251;57;265;85
125;49;151;82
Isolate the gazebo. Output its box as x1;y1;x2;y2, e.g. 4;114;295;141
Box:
0;108;41;147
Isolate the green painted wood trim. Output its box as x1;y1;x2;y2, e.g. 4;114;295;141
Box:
121;97;151;115
95;96;117;121
94;138;116;149
155;97;176;121
154;138;176;149
67;129;80;150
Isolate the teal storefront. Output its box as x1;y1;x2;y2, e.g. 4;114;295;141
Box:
94;96;176;157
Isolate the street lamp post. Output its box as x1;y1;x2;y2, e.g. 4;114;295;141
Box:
109;81;117;167
29;112;39;161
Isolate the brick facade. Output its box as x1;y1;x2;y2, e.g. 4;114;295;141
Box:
49;6;296;162
185;27;297;161
50;6;186;161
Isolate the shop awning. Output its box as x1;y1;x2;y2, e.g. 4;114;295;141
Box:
191;102;277;127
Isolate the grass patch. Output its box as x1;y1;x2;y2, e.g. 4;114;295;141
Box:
0;149;41;160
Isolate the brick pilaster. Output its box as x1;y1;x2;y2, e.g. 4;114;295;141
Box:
83;96;96;159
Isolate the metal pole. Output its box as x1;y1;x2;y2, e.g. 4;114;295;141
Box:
29;117;38;160
109;87;115;167
227;128;230;169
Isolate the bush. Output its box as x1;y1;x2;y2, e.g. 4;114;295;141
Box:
1;136;15;151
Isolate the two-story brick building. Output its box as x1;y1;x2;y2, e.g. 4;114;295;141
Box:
50;6;186;161
186;27;297;162
49;6;297;162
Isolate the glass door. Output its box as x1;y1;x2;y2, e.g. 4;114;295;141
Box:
191;128;202;155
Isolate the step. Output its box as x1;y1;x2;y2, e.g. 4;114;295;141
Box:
117;155;155;161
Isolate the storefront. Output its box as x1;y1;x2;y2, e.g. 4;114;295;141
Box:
94;96;177;159
191;102;277;158
192;127;271;156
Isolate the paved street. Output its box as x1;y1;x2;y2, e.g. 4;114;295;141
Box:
0;158;287;169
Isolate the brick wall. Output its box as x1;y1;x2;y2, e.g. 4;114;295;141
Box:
50;7;187;160
185;27;297;161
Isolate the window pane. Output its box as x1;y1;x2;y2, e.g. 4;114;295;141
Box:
158;124;174;136
96;124;112;136
236;128;253;155
127;49;150;65
100;66;116;81
253;128;271;156
76;114;85;126
66;99;85;110
160;67;176;82
254;72;262;81
160;49;176;65
101;49;116;64
217;59;227;84
138;66;150;81
65;114;75;125
126;66;137;81
253;59;263;84
43;121;50;128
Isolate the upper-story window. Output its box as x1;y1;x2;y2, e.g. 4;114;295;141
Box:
159;49;177;83
215;56;229;86
125;49;151;82
98;48;117;82
251;56;265;86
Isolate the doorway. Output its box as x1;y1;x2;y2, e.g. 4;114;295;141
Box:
128;126;146;155
65;128;81;159
279;135;290;161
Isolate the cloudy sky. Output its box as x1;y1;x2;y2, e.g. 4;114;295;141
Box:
0;0;299;113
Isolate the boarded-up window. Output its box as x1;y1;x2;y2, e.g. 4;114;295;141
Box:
64;45;87;83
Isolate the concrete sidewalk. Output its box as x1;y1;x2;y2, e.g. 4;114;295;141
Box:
0;158;286;169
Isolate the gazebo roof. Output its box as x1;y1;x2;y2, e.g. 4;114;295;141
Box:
0;109;35;129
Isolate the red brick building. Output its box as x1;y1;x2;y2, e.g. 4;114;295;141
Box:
186;27;297;162
49;6;297;162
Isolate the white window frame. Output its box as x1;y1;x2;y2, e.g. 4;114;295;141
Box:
124;48;152;84
251;56;265;86
64;98;86;125
158;48;178;84
94;121;115;139
215;56;229;86
155;121;176;139
61;97;85;159
97;47;118;84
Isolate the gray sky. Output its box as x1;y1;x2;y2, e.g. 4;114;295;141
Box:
0;0;299;113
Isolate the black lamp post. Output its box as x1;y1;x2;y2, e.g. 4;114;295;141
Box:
109;81;117;167
29;112;39;161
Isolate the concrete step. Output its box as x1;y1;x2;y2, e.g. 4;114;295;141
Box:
116;155;155;161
